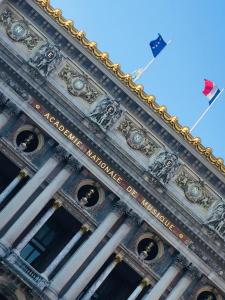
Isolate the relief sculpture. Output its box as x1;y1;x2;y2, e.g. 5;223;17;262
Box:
148;151;180;184
118;117;157;156
89;97;123;130
59;64;99;103
205;202;225;240
0;8;40;49
176;170;214;209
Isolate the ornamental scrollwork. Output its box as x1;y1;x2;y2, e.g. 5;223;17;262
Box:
118;117;158;156
176;171;215;209
89;97;123;130
204;202;225;241
59;64;100;103
29;43;62;77
0;8;41;49
148;151;180;184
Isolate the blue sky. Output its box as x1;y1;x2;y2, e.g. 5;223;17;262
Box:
51;0;225;159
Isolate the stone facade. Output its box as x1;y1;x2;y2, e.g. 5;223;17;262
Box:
0;1;224;300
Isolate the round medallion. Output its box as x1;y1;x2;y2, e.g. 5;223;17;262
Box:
72;78;85;91
45;50;56;61
8;21;28;41
106;105;115;115
185;182;203;202
132;131;144;144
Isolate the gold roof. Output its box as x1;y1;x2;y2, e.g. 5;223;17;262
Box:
36;0;225;175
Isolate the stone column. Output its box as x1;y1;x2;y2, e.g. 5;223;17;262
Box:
48;209;122;297
0;169;28;205
128;278;150;300
42;224;90;279
1;163;75;248
166;266;199;300
15;200;62;253
143;255;186;300
0;156;60;230
81;253;123;300
63;220;133;300
0;112;10;129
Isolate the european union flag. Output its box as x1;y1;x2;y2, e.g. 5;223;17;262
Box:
150;34;167;57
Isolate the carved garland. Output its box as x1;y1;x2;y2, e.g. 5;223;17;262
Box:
0;8;41;49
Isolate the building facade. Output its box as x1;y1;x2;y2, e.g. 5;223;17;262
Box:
0;1;225;299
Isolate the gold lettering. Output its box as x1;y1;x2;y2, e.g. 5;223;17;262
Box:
49;117;55;123
54;121;59;128
58;125;65;132
63;129;69;137
76;140;83;148
44;113;50;119
91;155;96;161
116;176;122;184
86;149;93;157
169;225;175;231
108;170;114;178
100;162;107;169
105;166;111;173
68;133;75;141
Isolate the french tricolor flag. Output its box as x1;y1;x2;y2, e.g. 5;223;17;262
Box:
202;79;221;105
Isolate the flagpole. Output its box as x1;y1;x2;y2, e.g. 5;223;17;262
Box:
190;88;224;132
133;40;172;82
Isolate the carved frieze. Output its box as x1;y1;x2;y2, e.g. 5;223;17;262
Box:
148;151;180;184
118;116;158;156
0;8;41;49
59;64;100;103
29;43;62;77
89;97;123;130
204;202;225;241
176;170;215;209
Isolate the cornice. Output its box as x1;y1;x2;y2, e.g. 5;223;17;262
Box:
35;0;225;175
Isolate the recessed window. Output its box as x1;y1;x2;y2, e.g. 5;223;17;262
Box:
197;291;217;300
137;238;159;261
16;130;39;152
77;184;99;207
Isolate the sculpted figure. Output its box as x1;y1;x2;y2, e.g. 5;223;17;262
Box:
149;151;180;184
89;97;123;130
29;43;62;77
205;202;225;236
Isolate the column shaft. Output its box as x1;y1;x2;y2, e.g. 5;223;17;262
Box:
1;167;71;247
63;222;132;300
143;264;180;300
50;210;120;294
0;157;59;230
43;225;89;278
128;279;150;300
0;113;9;129
166;273;192;300
15;202;60;253
0;169;27;205
81;255;122;300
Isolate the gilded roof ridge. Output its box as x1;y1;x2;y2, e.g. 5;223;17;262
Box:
36;0;225;175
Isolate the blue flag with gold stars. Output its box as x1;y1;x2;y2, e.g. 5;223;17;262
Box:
150;34;167;57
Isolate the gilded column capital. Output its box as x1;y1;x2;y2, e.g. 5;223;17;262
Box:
114;253;123;264
141;277;151;288
18;168;29;179
80;224;90;233
53;199;62;209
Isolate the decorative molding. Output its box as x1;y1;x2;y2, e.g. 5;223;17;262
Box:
0;8;41;49
176;170;216;209
118;116;158;156
59;64;100;103
89;97;123;130
29;42;62;77
148;151;180;184
35;0;225;175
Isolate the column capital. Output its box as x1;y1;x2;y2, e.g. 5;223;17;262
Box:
186;265;201;279
80;223;90;233
113;200;130;215
174;253;189;268
18;168;29;179
65;156;82;172
0;93;8;110
53;145;70;162
114;253;123;263
141;277;151;288
126;210;142;225
5;101;21;116
52;199;62;209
